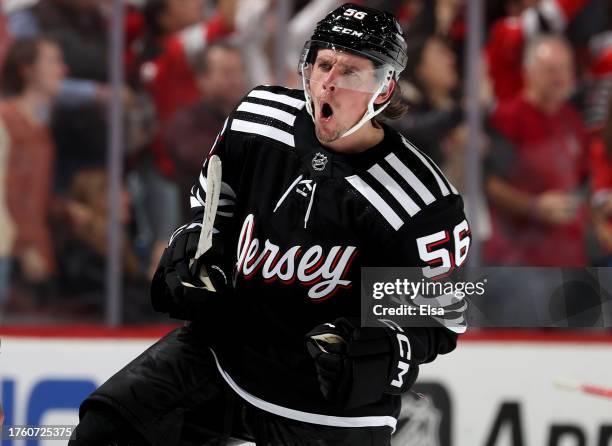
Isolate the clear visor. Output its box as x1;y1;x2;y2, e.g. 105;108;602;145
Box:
298;41;394;94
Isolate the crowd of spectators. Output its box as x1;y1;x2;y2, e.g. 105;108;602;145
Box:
0;0;611;324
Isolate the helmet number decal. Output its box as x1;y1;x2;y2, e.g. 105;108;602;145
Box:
344;8;368;20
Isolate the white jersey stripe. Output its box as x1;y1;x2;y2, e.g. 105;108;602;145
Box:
237;102;297;126
405;138;458;195
401;137;450;196
367;164;421;217
196;189;205;207
384;153;436;205
198;172;207;193
190;196;203;209
346;175;403;230
231;119;295;147
210;348;397;431
248;89;305;109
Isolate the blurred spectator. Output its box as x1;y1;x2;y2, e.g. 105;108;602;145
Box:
134;0;235;177
484;35;589;266
404;0;466;58
229;0;269;85
128;0;236;277
33;0;112;192
5;0;121;191
6;0;129;110
0;37;66;293
486;0;588;102
391;35;463;166
166;41;246;222
55;168;155;322
588;99;612;262
406;0;464;37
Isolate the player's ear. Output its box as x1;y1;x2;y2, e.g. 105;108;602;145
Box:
374;79;395;105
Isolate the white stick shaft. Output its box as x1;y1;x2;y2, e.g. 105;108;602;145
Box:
195;154;222;259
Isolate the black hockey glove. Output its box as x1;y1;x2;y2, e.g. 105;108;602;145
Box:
150;224;229;319
305;318;419;409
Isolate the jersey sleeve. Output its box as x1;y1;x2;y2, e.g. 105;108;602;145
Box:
385;192;469;364
345;192;470;400
345;133;470;385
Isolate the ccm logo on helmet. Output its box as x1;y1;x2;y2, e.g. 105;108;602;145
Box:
332;26;363;37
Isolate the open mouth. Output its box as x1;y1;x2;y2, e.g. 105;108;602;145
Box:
320;102;334;120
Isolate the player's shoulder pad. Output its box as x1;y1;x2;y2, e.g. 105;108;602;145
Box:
227;85;306;149
345;131;462;232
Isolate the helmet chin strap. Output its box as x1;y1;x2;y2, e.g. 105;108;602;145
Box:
340;76;391;138
302;65;395;140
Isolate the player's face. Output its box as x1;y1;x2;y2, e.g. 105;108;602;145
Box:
308;49;380;143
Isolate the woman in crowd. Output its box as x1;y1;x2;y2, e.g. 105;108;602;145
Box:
0;37;66;302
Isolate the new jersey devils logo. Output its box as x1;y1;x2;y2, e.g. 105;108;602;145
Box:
235;214;357;300
312;152;328;171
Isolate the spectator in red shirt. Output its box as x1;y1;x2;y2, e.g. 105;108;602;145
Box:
486;0;588;102
485;35;589;266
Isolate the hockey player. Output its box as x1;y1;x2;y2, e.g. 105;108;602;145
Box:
70;3;469;445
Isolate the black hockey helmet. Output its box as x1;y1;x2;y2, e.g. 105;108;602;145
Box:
299;3;408;138
301;3;407;79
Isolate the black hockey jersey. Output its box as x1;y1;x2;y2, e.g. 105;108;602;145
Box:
178;85;469;431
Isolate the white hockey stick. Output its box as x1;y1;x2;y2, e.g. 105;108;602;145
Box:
184;154;222;291
196;154;222;259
